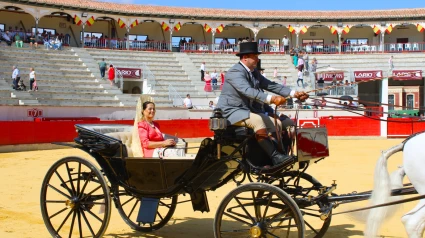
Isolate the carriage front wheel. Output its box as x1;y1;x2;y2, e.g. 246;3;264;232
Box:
214;183;305;238
40;156;111;238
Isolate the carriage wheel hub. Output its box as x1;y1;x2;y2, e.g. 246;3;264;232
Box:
65;200;75;209
250;225;262;237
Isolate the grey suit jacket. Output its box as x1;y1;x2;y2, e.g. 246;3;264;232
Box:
216;62;292;125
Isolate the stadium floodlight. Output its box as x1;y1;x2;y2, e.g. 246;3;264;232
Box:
169;19;175;24
253;22;259;27
81;12;88;17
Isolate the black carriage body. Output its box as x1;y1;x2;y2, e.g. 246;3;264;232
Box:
73;124;240;200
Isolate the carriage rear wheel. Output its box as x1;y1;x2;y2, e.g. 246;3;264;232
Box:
280;171;332;238
40;156;111;238
112;185;177;232
214;183;304;238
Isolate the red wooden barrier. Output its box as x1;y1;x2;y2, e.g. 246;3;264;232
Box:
387;118;425;138
320;116;381;136
0;119;214;146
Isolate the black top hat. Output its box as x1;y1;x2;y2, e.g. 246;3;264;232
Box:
236;42;262;56
256;59;265;71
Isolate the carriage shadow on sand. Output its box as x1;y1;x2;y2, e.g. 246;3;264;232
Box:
104;217;364;238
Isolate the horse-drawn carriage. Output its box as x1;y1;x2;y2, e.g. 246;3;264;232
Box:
40;106;334;238
40;106;422;237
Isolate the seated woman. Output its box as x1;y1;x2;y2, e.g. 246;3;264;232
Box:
138;101;184;157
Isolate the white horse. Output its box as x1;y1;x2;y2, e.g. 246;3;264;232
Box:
365;131;425;238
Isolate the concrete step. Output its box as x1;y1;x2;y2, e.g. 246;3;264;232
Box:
37;99;123;107
19;99;40;105
0;97;19;105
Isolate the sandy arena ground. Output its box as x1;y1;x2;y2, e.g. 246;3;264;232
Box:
0;138;417;237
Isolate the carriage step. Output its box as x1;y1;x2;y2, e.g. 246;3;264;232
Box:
190;190;210;213
136;197;159;223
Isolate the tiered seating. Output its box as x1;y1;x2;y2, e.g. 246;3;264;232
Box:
0;46;123;107
187;53;299;87
85;49;202;97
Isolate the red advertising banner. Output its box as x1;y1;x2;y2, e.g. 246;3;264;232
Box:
354;70;383;81
116;67;142;79
392;70;422;80
315;72;344;81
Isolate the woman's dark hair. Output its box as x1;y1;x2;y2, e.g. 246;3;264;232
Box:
110;64;113;68
143;101;155;110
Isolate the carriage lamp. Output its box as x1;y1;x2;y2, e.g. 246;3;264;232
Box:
209;108;227;131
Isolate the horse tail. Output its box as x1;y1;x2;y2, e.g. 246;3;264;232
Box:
365;142;405;238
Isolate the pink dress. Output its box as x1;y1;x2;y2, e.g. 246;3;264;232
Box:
138;121;164;157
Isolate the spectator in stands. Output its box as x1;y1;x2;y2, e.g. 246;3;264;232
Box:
331;74;337;86
107;64;115;86
344;80;351;86
389;55;394;71
420;113;425;120
297;52;304;71
2;30;12;46
282;76;287;86
209;101;215;110
200;62;205;81
29;33;38;49
98;58;107;80
259;38;266;51
211;69;218;90
293;53;298;68
303;52;309;71
311;58;317;72
183;94;193;109
29;67;37;91
273;67;278;79
12;66;20;90
297;69;304;88
137;101;178;157
43;37;52;50
53;36;62;50
25;29;31;43
282;35;290;54
320;97;327;109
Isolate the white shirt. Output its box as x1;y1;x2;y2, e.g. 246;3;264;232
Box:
297;71;303;79
211;72;218;79
184;97;192;108
29;71;35;79
200;63;205;71
297;58;304;66
12;68;20;78
282;38;289;46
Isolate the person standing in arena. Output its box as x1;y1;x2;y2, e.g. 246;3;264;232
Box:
29;67;36;91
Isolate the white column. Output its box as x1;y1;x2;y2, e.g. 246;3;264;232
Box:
380;32;385;52
170;30;173;52
211;30;215;51
338;32;342;54
296;33;299;47
82;24;86;48
380;77;389;137
126;28;130;50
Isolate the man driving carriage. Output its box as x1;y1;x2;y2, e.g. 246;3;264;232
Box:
216;42;309;167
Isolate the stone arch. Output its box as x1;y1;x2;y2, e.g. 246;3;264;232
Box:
0;5;37;33
257;24;290;48
172;21;205;44
384;23;423;50
216;23;255;44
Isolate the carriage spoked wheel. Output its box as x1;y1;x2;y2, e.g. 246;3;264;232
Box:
40;156;111;238
112;185;177;232
214;183;304;238
279;171;332;238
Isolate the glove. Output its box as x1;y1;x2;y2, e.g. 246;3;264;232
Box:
271;95;286;106
294;91;309;101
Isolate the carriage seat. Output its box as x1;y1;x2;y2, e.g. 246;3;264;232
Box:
104;132;134;157
104;131;189;159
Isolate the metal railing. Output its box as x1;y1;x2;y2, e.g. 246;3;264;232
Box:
141;62;156;94
168;84;184;107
